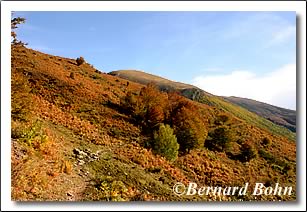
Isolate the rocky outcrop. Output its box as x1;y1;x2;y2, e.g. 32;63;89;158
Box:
73;148;101;166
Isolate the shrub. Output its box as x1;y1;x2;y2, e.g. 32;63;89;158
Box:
69;72;75;79
152;124;179;161
262;137;272;147
214;113;230;125
76;56;85;66
61;160;72;174
205;126;235;152
11;73;33;121
18;120;48;148
239;142;257;162
120;91;138;114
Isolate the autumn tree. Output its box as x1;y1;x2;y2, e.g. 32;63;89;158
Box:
165;93;208;153
134;83;168;129
121;84;209;154
171;106;208;153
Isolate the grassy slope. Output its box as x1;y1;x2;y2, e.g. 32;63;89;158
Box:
109;70;200;91
200;95;296;141
11;46;296;201
224;96;296;132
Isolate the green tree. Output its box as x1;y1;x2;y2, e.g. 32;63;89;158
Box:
152;124;179;162
206;126;235;152
11;14;26;45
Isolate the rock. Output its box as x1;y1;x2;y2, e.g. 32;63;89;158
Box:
73;148;81;155
67;192;74;197
78;160;85;165
77;155;84;159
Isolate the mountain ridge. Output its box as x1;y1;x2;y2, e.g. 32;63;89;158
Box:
223;96;296;132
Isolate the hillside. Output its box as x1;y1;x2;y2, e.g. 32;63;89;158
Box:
224;96;296;132
109;70;198;91
109;70;296;141
11;45;296;201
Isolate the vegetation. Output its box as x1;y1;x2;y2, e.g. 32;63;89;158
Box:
76;56;85;66
171;105;207;153
152;124;179;162
239;142;257;162
224;96;296;132
121;86;208;153
205;126;235;152
200;95;296;141
109;70;295;141
11;14;27;45
262;137;272;147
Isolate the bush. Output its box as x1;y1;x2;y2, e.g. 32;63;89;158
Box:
120;91;138;114
11;73;33;121
76;56;85;66
206;126;235;152
61;160;72;174
152;124;179;161
262;137;272;147
239;142;257;162
214;113;230;125
69;72;75;79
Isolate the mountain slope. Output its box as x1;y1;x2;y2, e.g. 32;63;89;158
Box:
109;70;197;90
224;96;296;132
109;70;296;141
11;45;296;201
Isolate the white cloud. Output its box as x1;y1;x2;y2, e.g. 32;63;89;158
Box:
266;25;296;47
192;64;296;110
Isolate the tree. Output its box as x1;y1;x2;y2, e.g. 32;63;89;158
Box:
152;124;179;161
76;57;85;66
135;83;168;128
205;126;235;152
11;14;27;45
171;106;208;153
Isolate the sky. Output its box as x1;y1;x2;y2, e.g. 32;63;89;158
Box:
14;11;296;110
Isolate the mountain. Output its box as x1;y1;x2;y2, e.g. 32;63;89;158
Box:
108;70;295;141
224;96;296;132
109;70;197;90
11;45;296;201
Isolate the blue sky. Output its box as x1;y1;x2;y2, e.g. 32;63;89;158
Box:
14;11;296;109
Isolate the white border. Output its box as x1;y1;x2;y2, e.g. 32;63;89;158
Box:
1;1;306;211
